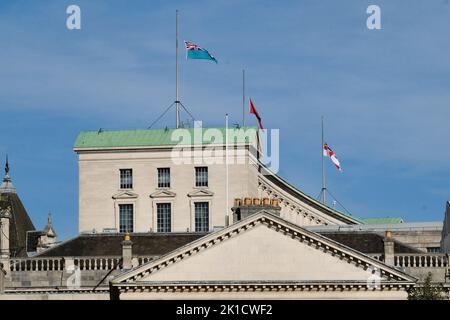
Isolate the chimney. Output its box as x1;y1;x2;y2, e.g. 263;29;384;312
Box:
232;197;281;222
383;230;394;266
121;233;133;270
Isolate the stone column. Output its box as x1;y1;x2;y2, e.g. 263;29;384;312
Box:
122;233;133;270
384;230;395;266
0;208;11;274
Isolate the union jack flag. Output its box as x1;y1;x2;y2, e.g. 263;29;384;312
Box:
185;41;200;50
184;40;217;63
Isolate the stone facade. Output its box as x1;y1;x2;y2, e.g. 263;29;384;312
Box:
75;138;260;234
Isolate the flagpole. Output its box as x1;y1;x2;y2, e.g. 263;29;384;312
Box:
321;116;326;205
242;69;245;127
175;9;180;129
225;113;229;226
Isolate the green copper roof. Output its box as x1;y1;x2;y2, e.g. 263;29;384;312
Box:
361;217;404;224
74;126;258;149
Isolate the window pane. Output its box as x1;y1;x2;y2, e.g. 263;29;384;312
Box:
120;169;133;189
119;204;133;233
195;202;209;232
158;168;170;188
195;167;208;187
157;203;171;232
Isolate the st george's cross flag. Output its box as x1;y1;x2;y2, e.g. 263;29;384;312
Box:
249;98;264;129
184;41;218;63
323;143;342;171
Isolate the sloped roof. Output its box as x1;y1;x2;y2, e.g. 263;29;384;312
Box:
0;192;35;257
34;229;419;258
318;231;420;254
36;233;207;257
0;161;36;257
74;126;258;150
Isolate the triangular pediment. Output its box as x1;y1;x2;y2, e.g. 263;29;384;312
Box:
112;211;416;286
150;189;176;198
112;191;139;199
187;189;214;197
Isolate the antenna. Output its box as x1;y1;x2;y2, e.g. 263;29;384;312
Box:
225;113;229;226
147;10;196;130
242;69;245;127
321;116;326;205
175;9;180;128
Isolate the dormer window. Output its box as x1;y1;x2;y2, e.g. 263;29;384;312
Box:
120;169;133;189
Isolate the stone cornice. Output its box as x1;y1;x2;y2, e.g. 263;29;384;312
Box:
114;281;413;293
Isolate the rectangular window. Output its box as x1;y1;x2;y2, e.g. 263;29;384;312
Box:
195;167;208;187
195;202;209;232
158;168;171;188
120;169;133;189
157;203;171;232
119;204;134;233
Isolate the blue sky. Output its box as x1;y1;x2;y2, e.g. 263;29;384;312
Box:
1;0;449;239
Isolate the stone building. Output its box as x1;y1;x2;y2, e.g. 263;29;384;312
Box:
73;126;362;237
73;126;261;234
0;127;449;300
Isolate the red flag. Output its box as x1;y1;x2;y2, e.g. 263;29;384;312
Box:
249;98;264;129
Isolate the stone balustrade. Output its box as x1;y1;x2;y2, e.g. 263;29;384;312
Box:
394;254;448;268
73;256;121;271
9;256;155;272
367;253;449;269
10;258;65;272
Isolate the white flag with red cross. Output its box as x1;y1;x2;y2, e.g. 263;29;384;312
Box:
323;143;342;171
